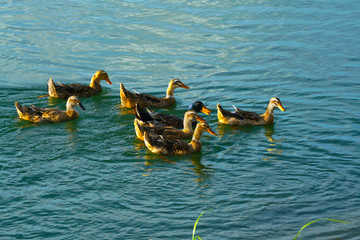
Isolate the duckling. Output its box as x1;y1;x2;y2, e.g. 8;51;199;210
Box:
217;97;286;126
120;79;190;108
143;121;216;155
134;109;206;141
47;70;112;99
15;96;85;123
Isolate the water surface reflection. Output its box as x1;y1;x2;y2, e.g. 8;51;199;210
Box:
263;125;283;162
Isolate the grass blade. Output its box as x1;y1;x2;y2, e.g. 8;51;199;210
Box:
294;218;349;240
192;209;212;240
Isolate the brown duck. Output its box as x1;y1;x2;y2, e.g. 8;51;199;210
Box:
15;96;85;123
143;122;216;155
217;97;286;126
120;79;190;109
134;108;206;141
47;70;112;99
140;101;211;129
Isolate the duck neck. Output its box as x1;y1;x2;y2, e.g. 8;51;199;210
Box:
165;81;176;99
66;103;78;117
89;78;101;89
189;125;204;151
182;115;193;134
263;103;275;123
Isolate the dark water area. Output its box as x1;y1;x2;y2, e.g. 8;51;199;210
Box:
1;0;360;239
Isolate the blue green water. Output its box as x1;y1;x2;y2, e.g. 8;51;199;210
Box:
1;0;360;239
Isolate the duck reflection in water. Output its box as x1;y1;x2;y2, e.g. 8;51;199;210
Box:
188;153;214;187
216;123;283;161
140;150;214;186
263;125;283;161
65;120;79;149
117;103;135;115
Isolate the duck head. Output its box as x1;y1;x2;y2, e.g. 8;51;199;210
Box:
198;122;217;136
91;70;112;85
189;101;211;115
67;96;86;111
269;97;286;112
185;110;206;123
169;79;190;89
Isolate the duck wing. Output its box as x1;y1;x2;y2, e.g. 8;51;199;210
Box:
121;84;156;100
29;105;47;115
30;105;63;118
15;102;41;117
232;105;260;121
135;103;157;123
137;120;181;138
56;82;74;93
156;135;190;154
61;83;92;95
217;104;244;120
150;112;183;128
136;93;162;103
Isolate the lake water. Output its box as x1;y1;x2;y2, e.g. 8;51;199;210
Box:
1;0;360;239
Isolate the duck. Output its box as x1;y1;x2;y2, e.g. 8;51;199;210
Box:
47;70;112;99
134;101;211;129
134;107;206;141
15;96;85;123
144;101;211;129
120;78;190;109
217;97;286;126
143;122;217;155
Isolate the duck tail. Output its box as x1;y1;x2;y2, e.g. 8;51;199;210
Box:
135;103;154;122
217;104;234;118
134;118;145;140
120;83;132;98
216;103;225;116
47;78;57;96
15;102;25;118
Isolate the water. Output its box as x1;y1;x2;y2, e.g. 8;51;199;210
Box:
1;0;360;239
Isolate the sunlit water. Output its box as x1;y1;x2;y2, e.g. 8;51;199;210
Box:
1;0;360;239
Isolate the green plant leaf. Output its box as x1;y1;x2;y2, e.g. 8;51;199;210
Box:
294;218;349;240
192;208;212;240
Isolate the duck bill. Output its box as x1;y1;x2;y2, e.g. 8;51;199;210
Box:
196;116;206;123
207;127;217;136
201;105;212;115
180;82;190;89
78;102;86;110
105;76;112;85
277;103;286;112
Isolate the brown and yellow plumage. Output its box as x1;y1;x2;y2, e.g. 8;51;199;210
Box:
15;96;85;123
120;79;190;109
217;97;286;126
134;109;205;141
47;70;111;99
139;101;211;129
143;122;216;155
